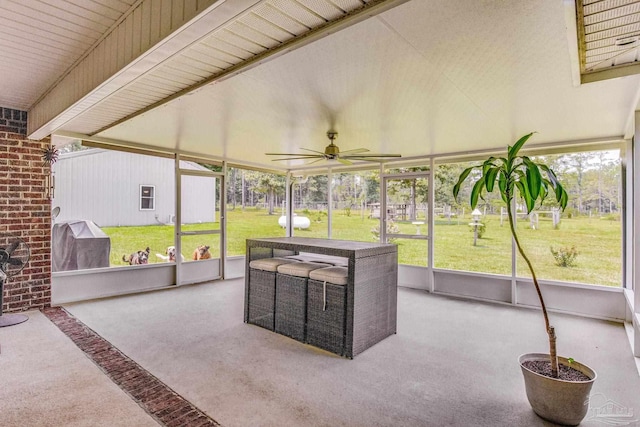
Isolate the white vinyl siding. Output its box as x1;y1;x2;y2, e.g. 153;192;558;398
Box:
52;149;215;227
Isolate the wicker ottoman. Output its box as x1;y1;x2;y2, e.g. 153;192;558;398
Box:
275;262;327;342
247;257;299;330
307;266;349;356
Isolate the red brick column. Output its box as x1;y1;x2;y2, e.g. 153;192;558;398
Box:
0;107;51;313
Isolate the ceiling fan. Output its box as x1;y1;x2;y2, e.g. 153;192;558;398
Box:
266;131;401;165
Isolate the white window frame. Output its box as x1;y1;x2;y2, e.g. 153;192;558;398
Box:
140;185;155;211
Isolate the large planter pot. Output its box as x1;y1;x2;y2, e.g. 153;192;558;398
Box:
519;353;596;426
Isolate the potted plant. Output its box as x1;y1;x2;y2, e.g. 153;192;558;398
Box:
453;133;596;426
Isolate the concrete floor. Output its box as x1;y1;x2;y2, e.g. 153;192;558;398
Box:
3;278;640;426
0;310;158;427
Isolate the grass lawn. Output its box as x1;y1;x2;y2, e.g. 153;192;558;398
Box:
101;208;622;287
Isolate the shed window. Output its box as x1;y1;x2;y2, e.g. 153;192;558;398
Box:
140;185;155;210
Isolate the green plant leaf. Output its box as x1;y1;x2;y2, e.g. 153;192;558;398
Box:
510;156;523;169
515;180;526;204
482;161;492;177
538;164;559;188
497;170;508;204
522;157;542;201
539;167;568;211
557;182;569;210
496;157;508;168
498;170;507;191
484;166;500;192
553;180;564;203
513;168;526;182
453;166;476;199
508;132;534;163
515;183;535;213
470;178;485;209
539;180;548;204
483;156;500;167
515;173;535;213
524;168;537;201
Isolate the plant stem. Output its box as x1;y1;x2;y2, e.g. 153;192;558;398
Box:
507;196;559;378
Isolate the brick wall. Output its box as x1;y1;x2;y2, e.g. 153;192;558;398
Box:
0;107;51;312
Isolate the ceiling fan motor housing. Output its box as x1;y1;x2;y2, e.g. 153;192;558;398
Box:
324;144;340;156
266;129;400;163
325;131;339;156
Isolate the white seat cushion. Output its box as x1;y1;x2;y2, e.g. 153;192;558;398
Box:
285;253;349;267
308;266;348;285
249;257;298;272
277;261;328;278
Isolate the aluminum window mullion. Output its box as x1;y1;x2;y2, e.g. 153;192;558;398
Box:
175;156;182;286
428;157;435;293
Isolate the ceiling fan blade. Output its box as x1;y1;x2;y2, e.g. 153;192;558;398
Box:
342;153;402;158
339;148;369;155
265;132;401;165
344;157;396;162
271;154;324;162
266;153;319;157
7;257;23;266
300;148;327;155
270;156;323;161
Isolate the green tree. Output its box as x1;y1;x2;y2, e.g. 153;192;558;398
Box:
243;171;285;214
227;167;238;210
362;171;379;204
385;166;429;220
304;175;328;209
435;163;463;206
257;174;285;215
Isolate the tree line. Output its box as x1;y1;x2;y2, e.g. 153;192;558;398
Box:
225;150;621;217
57;142;620;217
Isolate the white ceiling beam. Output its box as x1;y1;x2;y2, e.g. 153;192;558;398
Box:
53;130;288;174
28;0;258;140
564;0;582;87
89;0;411;137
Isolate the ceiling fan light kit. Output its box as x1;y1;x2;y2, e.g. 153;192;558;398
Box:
266;130;401;165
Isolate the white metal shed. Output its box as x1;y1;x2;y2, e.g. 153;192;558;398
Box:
52;149;216;227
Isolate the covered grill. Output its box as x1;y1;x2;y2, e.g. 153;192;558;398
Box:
52;220;110;272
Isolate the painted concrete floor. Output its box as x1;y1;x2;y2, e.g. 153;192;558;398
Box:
3;279;640;426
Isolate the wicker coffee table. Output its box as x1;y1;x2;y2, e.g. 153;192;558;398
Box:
245;237;398;358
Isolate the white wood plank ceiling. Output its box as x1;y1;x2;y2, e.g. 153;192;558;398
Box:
579;0;640;82
0;0;138;111
1;0;640;171
40;0;387;138
91;0;640;171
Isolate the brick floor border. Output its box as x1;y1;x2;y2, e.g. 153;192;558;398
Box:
43;307;221;427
